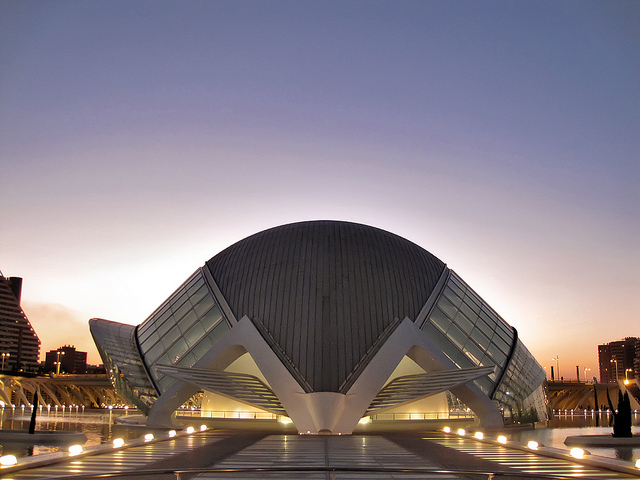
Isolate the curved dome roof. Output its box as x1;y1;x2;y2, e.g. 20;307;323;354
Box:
205;221;446;393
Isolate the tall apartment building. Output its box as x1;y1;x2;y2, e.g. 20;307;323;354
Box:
598;337;640;383
44;345;87;374
0;272;41;373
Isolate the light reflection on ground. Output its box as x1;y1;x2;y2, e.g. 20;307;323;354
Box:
508;414;640;461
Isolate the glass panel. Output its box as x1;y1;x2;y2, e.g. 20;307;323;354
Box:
183;322;206;348
200;305;223;332
193;294;215;316
145;341;165;365
443;287;462;307
437;296;458;319
446;323;466;350
207;321;229;343
463;340;483;365
459;301;477;323
177;351;197;368
470;327;491;349
166;339;189;364
173;297;191;321
178;310;199;334
190;336;214;360
454;311;474;334
161;325;182;349
448;280;465;300
157;316;175;337
429;307;452;333
188;284;208;304
487;343;507;365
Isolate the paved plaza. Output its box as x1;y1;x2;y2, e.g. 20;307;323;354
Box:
1;430;639;480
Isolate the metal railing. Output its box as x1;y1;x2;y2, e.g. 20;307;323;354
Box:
176;409;476;421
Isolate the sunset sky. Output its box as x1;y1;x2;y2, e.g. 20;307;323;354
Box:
1;1;638;380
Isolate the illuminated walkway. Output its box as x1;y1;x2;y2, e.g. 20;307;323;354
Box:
419;433;636;479
1;431;639;479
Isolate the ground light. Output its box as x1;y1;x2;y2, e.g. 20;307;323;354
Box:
457;429;465;436
200;425;207;431
474;431;484;440
636;458;640;469
0;455;17;466
570;448;586;459
68;445;83;456
186;426;195;434
443;426;450;433
497;435;507;444
168;430;177;437
527;441;539;450
144;433;154;442
112;438;125;448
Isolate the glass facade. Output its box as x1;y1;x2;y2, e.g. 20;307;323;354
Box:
421;270;547;421
136;269;231;393
89;319;157;414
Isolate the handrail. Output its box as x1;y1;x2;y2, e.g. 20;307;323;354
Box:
31;465;578;480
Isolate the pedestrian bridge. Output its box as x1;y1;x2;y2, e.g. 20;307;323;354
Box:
0;373;118;408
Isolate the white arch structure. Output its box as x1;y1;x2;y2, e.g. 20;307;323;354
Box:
148;316;502;434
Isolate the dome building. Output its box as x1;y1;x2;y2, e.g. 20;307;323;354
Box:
90;221;547;434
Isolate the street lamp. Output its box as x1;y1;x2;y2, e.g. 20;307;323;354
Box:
584;367;590;384
552;355;560;381
610;358;618;382
1;353;9;370
55;351;65;375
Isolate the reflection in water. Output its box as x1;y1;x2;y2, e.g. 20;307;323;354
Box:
0;408;146;458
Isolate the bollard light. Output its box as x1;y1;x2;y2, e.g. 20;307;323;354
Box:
0;455;17;466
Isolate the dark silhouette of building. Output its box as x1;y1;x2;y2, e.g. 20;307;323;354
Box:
44;345;88;374
598;337;640;383
0;272;41;372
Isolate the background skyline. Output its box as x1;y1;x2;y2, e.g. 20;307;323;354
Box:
1;1;638;380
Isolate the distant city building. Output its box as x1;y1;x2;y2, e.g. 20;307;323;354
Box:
598;337;640;383
44;345;88;374
91;221;548;434
0;272;41;373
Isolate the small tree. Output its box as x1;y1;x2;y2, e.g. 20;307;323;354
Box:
607;389;632;437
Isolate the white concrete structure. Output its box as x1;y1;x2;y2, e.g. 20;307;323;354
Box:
90;221;547;434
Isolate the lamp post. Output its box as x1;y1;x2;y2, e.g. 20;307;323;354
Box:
55;350;65;375
584;367;590;384
610;358;618;382
1;353;9;370
552;355;560;381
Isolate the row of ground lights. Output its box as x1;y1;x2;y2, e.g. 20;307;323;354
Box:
443;426;640;468
0;425;209;467
444;426;586;458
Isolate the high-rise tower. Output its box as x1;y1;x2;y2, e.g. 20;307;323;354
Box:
0;272;41;372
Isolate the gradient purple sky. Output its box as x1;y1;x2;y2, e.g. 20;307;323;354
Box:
1;1;638;380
